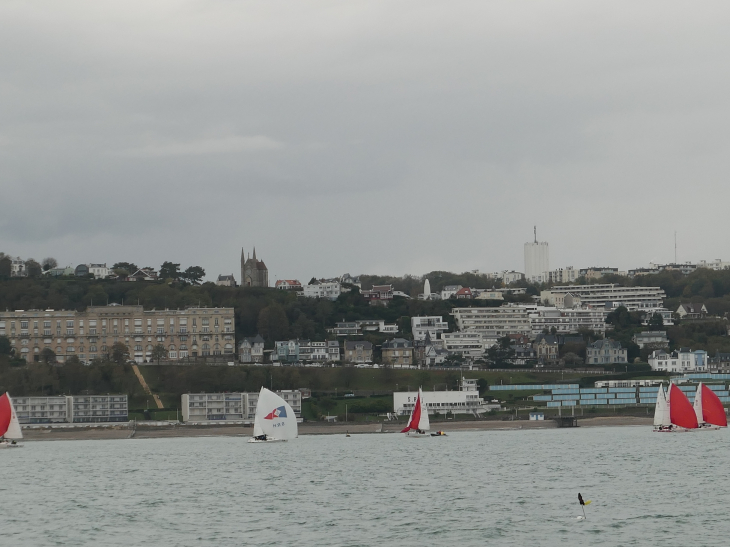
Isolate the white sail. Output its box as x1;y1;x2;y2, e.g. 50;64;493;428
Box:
252;387;298;440
693;382;704;425
5;394;22;440
653;385;670;427
417;388;430;431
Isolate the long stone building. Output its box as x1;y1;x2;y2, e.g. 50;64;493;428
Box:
0;304;235;363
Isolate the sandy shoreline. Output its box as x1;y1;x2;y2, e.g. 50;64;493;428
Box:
18;416;653;442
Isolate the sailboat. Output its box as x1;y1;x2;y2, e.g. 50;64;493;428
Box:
401;387;430;438
658;383;699;432
693;382;727;430
0;392;23;448
653;384;671;432
248;387;298;443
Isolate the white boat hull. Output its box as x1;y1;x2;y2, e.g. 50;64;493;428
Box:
405;431;429;438
248;437;286;443
0;441;23;448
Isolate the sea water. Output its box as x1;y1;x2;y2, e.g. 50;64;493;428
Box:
3;426;728;546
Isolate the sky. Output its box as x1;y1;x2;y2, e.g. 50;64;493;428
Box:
2;1;730;283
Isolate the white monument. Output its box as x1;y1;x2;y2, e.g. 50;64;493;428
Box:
423;279;431;300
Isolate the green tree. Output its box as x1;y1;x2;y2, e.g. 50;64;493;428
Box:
182;265;205;285
112;262;138;277
110;342;130;365
150;344;168;364
41;257;58;271
40;347;56;364
0;335;11;355
0;256;10;277
25;259;42;277
159;261;181;280
257;304;289;343
647;312;664;328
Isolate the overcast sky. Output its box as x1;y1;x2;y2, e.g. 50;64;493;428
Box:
2;1;730;283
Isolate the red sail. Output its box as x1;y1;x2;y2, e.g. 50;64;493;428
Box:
0;393;11;437
669;384;699;429
401;392;421;433
701;384;727;427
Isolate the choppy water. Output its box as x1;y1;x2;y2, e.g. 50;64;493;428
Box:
3;426;729;546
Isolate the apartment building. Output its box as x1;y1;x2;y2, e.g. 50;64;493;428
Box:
182;390;303;422
0;305;235;364
527;306;608;336
382;338;413;368
411;316;449;341
541;284;666;311
450;307;532;346
300;282;341;300
440;332;489;358
344;341;373;363
13;395;128;424
648;349;708;373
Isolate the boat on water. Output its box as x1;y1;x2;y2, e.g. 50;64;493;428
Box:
0;392;23;448
654;383;698;432
693;382;727;430
431;430;447;437
401;387;429;438
248;387;298;443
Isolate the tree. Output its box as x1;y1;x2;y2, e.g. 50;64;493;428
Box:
25;259;42;277
40;347;56;364
112;262;138;277
110;342;130;365
41;257;58;271
150;344;168;364
257;304;289;342
181;265;205;285
647;312;664;328
476;378;489;395
0;335;11;355
563;352;583;367
308;277;318;285
0;256;10;277
159;261;181;280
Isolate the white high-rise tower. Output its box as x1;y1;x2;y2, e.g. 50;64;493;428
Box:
524;226;549;282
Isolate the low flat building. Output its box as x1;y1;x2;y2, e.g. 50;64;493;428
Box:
182;390;302;422
393;379;491;416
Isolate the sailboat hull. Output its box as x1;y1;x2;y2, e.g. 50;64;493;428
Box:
405;431;429;438
0;440;23;448
247;437;286;443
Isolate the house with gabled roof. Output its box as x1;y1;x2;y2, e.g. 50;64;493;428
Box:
676;303;708;319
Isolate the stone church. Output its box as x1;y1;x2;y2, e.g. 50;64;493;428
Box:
240;247;269;288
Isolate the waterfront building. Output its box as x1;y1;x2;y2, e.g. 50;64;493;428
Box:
181;390;302;422
13;395;128;424
0;305;235;364
393;378;492;416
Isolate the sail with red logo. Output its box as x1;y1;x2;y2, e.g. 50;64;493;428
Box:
669;384;699;430
0;392;23;448
401;388;429;436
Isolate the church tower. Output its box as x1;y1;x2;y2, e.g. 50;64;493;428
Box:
240;246;269;288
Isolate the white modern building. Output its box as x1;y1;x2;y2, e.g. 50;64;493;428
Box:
87;263;110;278
648;349;709;373
441;285;463;300
13;394;129;424
543;267;578;284
524;229;549;282
182;390;302;422
300;282;341;300
440;332;490;358
450;307;532;345
541;284;666;311
393;378;494;416
632;331;669;349
527;306;608;336
411;316;449;341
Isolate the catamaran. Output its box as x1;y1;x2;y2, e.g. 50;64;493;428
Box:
693;382;727;430
248;387;298;443
0;392;23;448
654;383;699;432
401;387;430;438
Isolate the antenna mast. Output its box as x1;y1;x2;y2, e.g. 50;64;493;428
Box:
534;225;537;244
675;231;677;263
